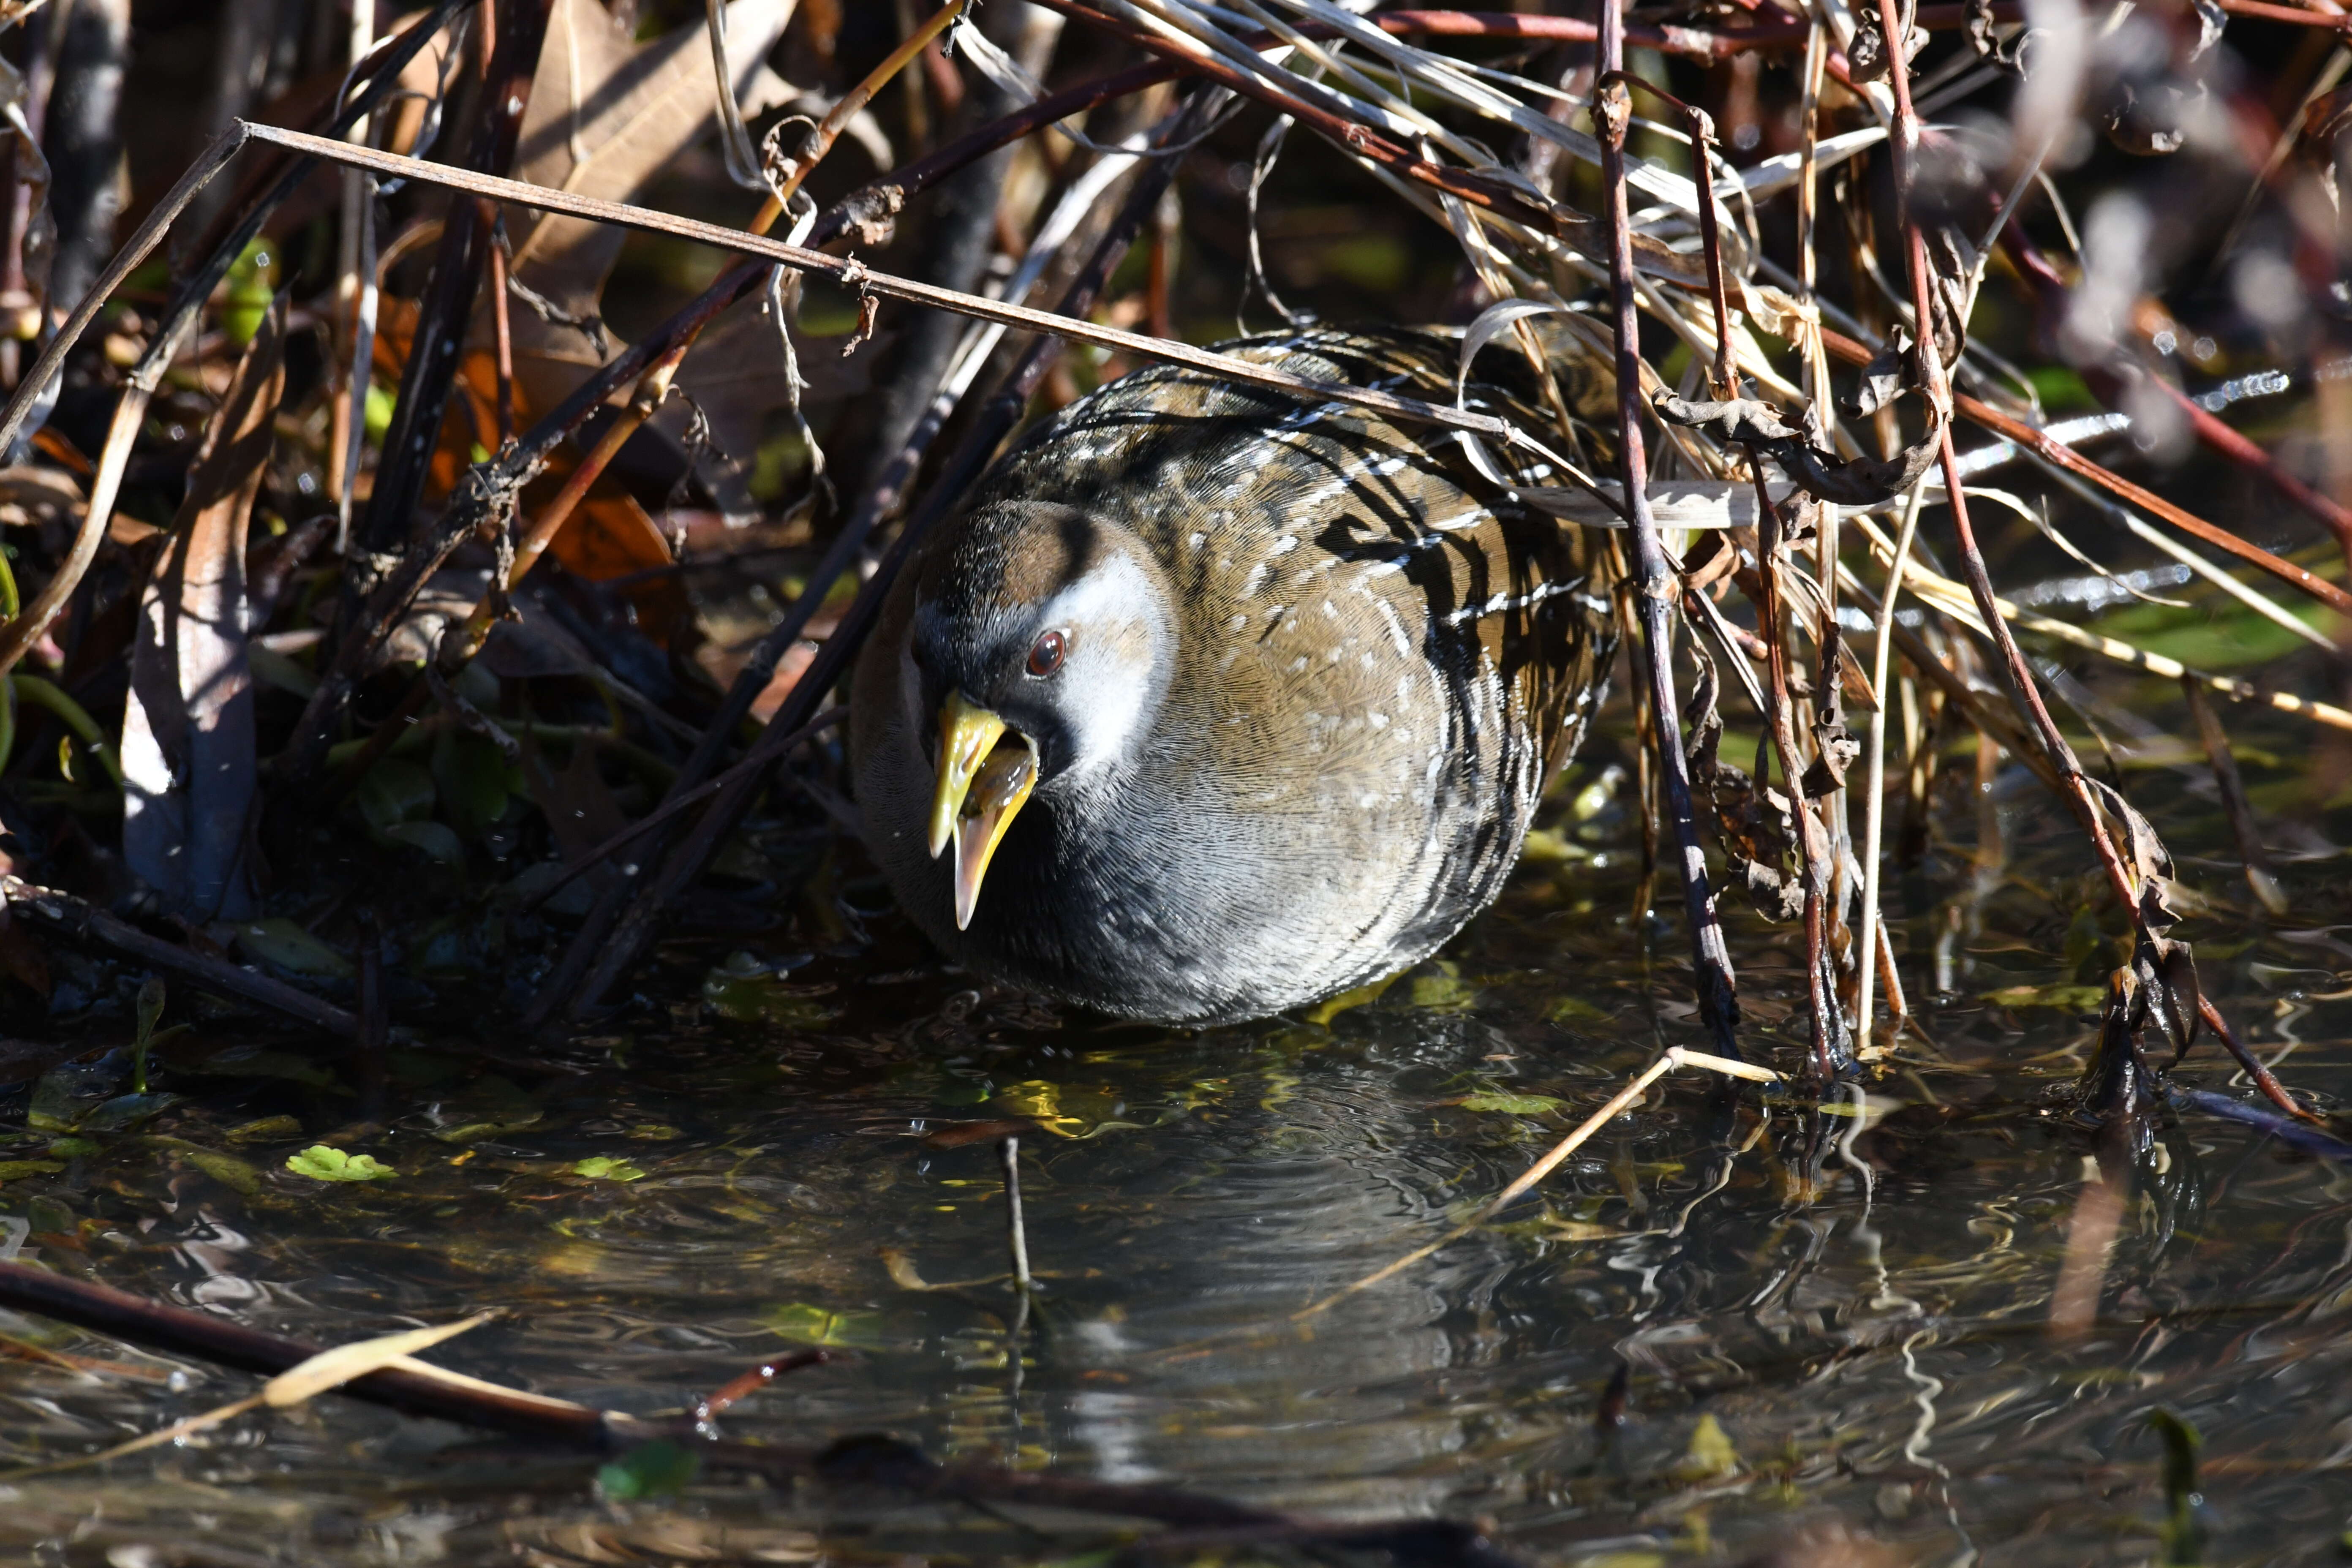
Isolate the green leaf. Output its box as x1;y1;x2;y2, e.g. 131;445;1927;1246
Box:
186;1045;338;1088
1675;1413;1741;1481
572;1157;646;1181
232;919;355;979
354;757;436;831
379;819;469;868
700;969;841;1028
760;1301;884;1348
1301;970;1402;1024
363;382;394;443
433;731;514;838
286;1145;397;1182
1457;1091;1566;1116
1545;996;1609;1025
150;1138;261;1196
1408;971;1477;1010
596;1439;699;1500
135;974;166;1042
0;1160;64;1182
28;1059;126;1132
1982;983;2107;1013
2094;594;2341;673
226;1114;304;1143
991;1080;1142;1140
80;1092;180;1134
247;642;318;699
428;1074;541;1144
1565;768;1622;823
1322;233;1409;292
2151;1408;2206;1566
1518;828;1586;864
2026;365;2099;413
220;237;275;345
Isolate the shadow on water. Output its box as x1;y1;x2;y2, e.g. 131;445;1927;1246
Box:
3;710;2352;1566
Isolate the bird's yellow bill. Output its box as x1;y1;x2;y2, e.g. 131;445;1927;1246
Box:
951;742;1037;930
929;692;1007;858
928;694;1039;931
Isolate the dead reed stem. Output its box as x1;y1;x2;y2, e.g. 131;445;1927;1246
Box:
1593;11;1742;1061
1856;477;1933;1054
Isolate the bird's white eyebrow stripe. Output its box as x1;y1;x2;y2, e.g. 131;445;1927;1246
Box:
1031;550;1171;784
1034;550;1154;629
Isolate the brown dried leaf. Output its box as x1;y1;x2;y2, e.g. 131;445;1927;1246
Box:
1651;389;1942;507
502;0;806;524
507;0;800;319
1801;719;1858;798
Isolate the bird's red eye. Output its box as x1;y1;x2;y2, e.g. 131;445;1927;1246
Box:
1026;629;1067;677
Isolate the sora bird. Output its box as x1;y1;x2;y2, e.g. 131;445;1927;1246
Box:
850;325;1619;1026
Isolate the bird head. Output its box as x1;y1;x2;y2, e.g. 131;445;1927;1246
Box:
905;502;1175;930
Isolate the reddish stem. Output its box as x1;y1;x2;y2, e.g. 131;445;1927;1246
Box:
695;1349;833;1424
485;204;514;446
1871;0;2137;918
2197;994;2318;1122
1814;325;2352;617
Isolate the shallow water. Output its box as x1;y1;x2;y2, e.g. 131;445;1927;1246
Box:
3;706;2351;1567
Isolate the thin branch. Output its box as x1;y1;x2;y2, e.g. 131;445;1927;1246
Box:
1592;11;1744;1061
351;0;546;561
1856;476;1933;1054
2;877;356;1035
765;0;968;218
519;708;846;913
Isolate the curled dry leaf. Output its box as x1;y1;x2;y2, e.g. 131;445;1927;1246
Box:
1802;717;1859;799
2104;78;2204;158
1964;0;2038;75
2077;776;2203;1073
1652;388;1943;508
507;0;798;327
1848;0;1927;83
1685;635;1804;922
1842;331;1913;422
